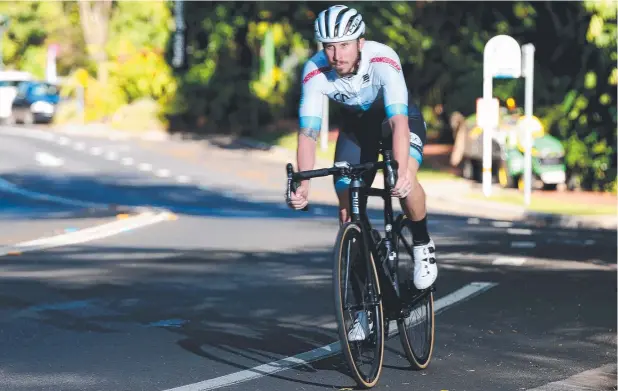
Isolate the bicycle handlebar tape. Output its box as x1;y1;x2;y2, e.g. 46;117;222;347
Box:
286;163;309;212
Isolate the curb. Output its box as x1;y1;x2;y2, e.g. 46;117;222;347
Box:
523;211;616;231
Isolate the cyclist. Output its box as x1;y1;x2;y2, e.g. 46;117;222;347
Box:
287;4;438;339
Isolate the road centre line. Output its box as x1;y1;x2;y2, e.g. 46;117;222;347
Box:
162;281;498;391
493;257;527;266
0;210;173;257
35;152;64;168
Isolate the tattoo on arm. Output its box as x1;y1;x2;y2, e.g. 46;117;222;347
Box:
299;128;319;141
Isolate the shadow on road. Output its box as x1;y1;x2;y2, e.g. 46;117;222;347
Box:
0;171;466;224
0;235;615;390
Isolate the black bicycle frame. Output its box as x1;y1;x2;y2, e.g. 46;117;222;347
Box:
286;148;406;318
347;150;404;319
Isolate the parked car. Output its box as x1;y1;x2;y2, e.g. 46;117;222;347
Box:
0;70;35;124
10;80;60;125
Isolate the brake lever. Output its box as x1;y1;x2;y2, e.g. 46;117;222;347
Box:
286;163;309;212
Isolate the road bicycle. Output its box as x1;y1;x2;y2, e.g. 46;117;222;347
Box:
285;142;435;388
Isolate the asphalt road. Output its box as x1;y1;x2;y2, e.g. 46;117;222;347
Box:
0;126;615;391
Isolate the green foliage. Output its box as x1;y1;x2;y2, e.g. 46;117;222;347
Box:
2;0;615;191
246;20;310;115
106;1;176;109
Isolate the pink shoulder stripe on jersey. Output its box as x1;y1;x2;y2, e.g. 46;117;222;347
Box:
370;57;401;71
302;66;331;84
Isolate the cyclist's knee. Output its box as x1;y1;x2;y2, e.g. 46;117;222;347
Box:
334;176;351;194
409;144;423;168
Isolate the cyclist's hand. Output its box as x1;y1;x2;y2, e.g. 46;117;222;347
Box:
288;181;310;209
391;169;412;198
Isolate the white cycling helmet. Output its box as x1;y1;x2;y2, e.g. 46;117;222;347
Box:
314;5;365;43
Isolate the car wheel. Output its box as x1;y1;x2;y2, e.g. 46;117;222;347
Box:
23;111;34;125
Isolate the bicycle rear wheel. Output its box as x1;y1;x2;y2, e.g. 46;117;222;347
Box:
333;222;384;388
395;215;435;369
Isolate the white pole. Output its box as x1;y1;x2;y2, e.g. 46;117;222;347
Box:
317;42;328;152
482;77;493;197
522;44;535;206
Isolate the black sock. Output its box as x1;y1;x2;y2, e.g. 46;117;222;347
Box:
411;216;430;245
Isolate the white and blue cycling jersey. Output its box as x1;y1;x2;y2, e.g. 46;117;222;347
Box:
298;40;409;132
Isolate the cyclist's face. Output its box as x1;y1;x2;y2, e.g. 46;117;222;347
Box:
324;38;364;76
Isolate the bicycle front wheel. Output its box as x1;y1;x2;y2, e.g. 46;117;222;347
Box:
333;222;384;388
395;214;435;369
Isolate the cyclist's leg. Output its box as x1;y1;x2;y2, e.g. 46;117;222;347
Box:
333;129;360;225
389;104;428;226
382;103;437;289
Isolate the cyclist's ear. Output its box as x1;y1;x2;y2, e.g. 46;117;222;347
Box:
358;38;365;50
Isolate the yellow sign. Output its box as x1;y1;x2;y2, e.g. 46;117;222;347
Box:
75;69;89;87
506;97;516;110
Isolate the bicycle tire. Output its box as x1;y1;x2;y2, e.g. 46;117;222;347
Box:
395;214;435;369
333;222;385;388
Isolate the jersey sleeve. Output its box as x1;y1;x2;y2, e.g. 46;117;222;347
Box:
298;61;327;131
372;47;409;118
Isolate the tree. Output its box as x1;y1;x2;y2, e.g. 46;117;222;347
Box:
78;0;113;84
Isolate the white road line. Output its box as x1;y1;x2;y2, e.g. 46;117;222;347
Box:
156;169;171;178
507;228;532;235
162;281;498;391
176;175;191;183
35;152;64;167
492;221;513;228
0;177;106;209
467;217;480;225
138;163;152;172
527;363;616;391
90;147;102;155
511;241;536;248
0;210;172;257
121;157;134;166
57;136;70;146
105;152;118;160
492;257;527;266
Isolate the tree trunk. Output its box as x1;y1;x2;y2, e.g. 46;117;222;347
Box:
78;0;113;84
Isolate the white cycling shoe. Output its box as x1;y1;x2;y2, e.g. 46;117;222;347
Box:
412;239;438;290
347;310;373;341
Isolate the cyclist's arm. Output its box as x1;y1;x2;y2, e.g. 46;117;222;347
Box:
297;128;317;187
297;63;327;186
376;51;411;173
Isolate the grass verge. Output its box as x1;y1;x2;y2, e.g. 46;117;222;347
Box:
467;192;617;216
